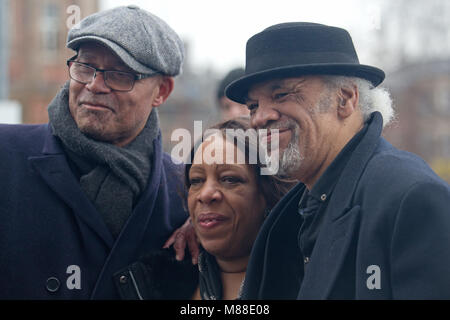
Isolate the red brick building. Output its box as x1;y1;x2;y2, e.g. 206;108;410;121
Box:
7;0;99;123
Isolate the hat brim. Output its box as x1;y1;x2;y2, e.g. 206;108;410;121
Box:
225;63;385;104
67;36;158;75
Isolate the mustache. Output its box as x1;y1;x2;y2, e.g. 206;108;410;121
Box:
78;93;115;109
263;118;299;131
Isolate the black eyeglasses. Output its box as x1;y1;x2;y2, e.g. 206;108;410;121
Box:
67;60;153;92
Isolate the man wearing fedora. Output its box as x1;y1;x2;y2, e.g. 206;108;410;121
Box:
0;6;190;299
225;22;450;299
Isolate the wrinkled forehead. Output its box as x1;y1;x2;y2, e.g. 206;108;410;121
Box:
192;133;246;165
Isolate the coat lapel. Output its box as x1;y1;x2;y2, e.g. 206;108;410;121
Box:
298;112;384;299
258;184;305;299
89;135;164;299
241;182;305;299
297;205;361;299
29;126;114;248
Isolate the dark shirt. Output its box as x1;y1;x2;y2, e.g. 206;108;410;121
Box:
297;122;369;273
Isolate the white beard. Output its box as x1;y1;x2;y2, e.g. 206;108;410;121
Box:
277;123;302;177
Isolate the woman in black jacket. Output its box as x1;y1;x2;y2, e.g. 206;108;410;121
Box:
114;117;295;299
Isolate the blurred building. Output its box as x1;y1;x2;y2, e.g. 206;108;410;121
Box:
383;59;450;182
0;1;9;100
157;42;221;152
5;0;99;124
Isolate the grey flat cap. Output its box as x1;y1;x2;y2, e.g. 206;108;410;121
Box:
67;5;185;76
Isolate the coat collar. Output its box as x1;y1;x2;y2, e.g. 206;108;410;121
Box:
28;124;165;251
29;125;115;248
298;112;383;299
328;111;383;220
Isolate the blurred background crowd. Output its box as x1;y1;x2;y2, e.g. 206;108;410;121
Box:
0;0;449;182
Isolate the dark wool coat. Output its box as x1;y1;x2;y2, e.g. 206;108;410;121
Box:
0;123;188;299
114;247;199;300
241;112;450;300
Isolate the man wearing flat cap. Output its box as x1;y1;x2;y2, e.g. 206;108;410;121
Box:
0;6;189;299
225;22;450;299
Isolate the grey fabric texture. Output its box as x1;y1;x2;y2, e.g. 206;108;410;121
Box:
67;5;185;76
48;81;160;238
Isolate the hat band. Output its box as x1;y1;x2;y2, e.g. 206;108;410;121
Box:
246;51;359;74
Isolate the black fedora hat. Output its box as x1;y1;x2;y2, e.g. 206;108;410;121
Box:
225;22;385;104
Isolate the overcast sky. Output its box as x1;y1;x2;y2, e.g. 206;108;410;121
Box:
100;0;386;74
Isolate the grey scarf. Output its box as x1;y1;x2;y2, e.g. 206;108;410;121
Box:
48;81;160;239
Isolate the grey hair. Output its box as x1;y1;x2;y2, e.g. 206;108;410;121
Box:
322;76;395;127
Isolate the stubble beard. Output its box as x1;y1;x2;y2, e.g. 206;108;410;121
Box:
277;121;302;178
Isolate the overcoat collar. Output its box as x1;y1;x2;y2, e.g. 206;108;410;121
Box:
29;124;115;248
28;124;164;253
298;112;382;299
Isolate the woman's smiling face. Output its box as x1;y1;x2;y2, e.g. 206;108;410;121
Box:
187;135;266;261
